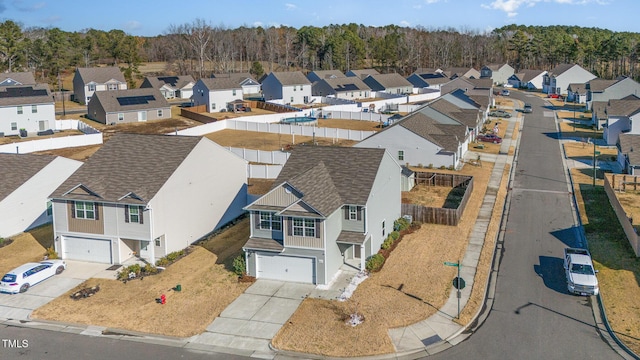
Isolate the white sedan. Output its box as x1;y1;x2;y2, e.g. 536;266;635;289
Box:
0;260;66;294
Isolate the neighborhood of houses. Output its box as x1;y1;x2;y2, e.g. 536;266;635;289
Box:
2;60;640;288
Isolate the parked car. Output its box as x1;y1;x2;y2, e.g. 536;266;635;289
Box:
503;83;514;88
548;93;562;99
501;89;510;96
477;133;503;144
523;103;533;113
0;260;66;294
489;110;511;118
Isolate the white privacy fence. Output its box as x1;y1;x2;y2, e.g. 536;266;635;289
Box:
0;133;103;154
54;119;101;134
320;110;391;122
226;147;290;164
247;164;283;179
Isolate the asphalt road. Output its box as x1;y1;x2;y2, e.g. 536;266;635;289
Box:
430;92;621;359
0;323;248;360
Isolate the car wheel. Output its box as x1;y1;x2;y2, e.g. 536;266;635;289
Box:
56;266;65;275
19;283;29;293
494;140;498;144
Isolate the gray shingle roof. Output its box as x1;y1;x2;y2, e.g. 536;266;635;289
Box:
0;153;56;201
198;77;243;91
467;78;493;89
548;64;576;76
269;71;312;86
347;69;380;78
514;69;546;83
76;67;126;84
442;67;479;79
0;84;53;106
92;88;169;113
50;133;203;204
619;133;640;166
592;101;607;120
0;72;36;85
142;75;195;90
269;146;386;216
606;99;640;117
308;70;346;79
568;83;587;94
322;77;371;92
396;113;461;151
588;78;619;92
428;99;480;128
364;73;412;90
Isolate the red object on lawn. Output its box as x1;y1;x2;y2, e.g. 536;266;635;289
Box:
161;294;166;304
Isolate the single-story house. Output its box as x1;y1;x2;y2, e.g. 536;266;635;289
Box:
0;154;82;238
50;133;248;264
0;84;55;136
567;83;588;104
87;88;171;124
242;146;401;284
192;77;243;113
73;67;128;105
140;75;195;100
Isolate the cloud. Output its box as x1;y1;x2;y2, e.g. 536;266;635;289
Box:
124;20;142;31
285;3;296;10
424;0;444;3
253;21;263;27
400;20;411;26
481;0;609;15
12;0;44;12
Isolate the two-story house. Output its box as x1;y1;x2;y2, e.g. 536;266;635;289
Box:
602;98;640;146
242;146;401;284
362;73;413;95
311;76;372;100
480;63;514;85
211;73;261;97
261;71;312;105
441;67;481;80
73;67;128;105
542;64;596;96
49;133;248;264
192;78;244;112
0;84;55;136
87;88;171;124
140;75;195;100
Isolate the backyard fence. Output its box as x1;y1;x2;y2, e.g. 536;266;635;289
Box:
321;110;392;122
225;120;375;141
247;164;283;179
402;173;474;226
226;147;290;164
604;175;640;256
0;133;103;154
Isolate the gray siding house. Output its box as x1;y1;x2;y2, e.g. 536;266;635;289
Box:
140;75;195;99
87;88;171;124
363;73;413;95
480;64;514;85
543;64;596;95
441;67;481;80
507;69;547;90
618;133;640;175
73;67;127;105
587;77;640;110
311;76;372;100
50;133;248;265
261;71;312;105
243;146;401;285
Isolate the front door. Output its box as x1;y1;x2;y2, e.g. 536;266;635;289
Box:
354;245;361;259
139;240;151;261
38;120;48;131
138;111;147;122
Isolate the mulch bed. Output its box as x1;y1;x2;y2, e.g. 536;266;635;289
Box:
70;285;100;300
0;239;14;249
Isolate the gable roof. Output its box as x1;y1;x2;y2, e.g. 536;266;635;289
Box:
513;69;546;83
397;113;462;152
619;133;640;166
0;72;36;86
467;78;493;89
0;154;57;201
568;83;587;94
606;99;640;117
548;64;578;77
198;77;243;91
76;67;126;84
588;78;623;93
50;134;204;204
308;70;346;80
268;71;312;86
441;67;479;79
427;98;480;128
364;73;412;90
143;75;195;90
321;77;371;93
409;72;450;86
347;69;380;79
211;72;259;86
92;88;170;113
269;146;386;215
0;84;53;106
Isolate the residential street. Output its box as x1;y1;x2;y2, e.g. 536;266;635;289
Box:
430;92;621;359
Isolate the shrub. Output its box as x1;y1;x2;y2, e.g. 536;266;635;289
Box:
165;250;184;262
232;252;246;276
381;237;393;250
439;165;446;170
155;257;169;267
366;254;385;272
394;218;410;231
45;247;59;259
117;264;142;280
143;263;158;275
427;164;433;169
389;231;400;241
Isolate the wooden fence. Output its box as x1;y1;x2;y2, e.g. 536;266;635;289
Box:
180;105;216;123
402;173;474;226
604;175;640;256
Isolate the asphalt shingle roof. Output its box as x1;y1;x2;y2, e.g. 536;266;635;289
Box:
308;70;346;79
568;83;587;94
606;99;640;117
0;84;53;106
269;71;312;86
0;154;56;201
50;133;203;204
548;64;576;77
619;133;640;166
142;75;194;90
347;69;380;78
0;72;36;85
198;77;243;90
92;88;170;113
270;146;386;216
322;77;371;92
514;69;546;83
588;78;619;92
364;73;412;90
76;67;126;84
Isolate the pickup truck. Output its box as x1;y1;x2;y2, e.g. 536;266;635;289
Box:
563;247;599;296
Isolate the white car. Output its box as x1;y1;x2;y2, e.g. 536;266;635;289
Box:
0;260;66;294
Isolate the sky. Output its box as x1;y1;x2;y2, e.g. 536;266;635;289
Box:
0;0;637;36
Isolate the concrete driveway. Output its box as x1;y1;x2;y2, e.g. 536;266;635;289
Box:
0;260;109;321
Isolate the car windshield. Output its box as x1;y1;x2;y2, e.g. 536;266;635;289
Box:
2;274;16;282
571;264;595;275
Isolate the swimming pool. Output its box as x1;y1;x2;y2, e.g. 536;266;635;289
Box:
281;116;318;125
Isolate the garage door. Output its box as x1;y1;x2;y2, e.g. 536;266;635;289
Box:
62;236;112;263
256;253;315;284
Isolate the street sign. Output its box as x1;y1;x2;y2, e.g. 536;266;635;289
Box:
444;261;459;267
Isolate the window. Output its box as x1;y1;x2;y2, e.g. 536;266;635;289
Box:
108;83;118;91
157;109;163;117
382;220;386;237
259;212;282;231
211;103;216;110
300;85;303;91
88;84;96;92
398;150;404;161
11;122;17;131
155;238;161;247
293;218;315;237
290;97;294;103
17;106;22;114
293;86;297;91
232;89;236;96
74;201;96;219
128;206;140;223
46;201;52;216
349;206;358;220
32;105;37;113
118;113;124;121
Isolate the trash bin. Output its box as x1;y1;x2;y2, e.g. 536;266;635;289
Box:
175;284;182;292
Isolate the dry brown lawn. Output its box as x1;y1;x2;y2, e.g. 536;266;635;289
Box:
317;118;381;131
0;129;84;145
32;219;252;337
0;224;52;275
472;118;511;155
248;178;275;195
33;144;102;161
205;129;356;151
607;173;640;230
402;185;462;208
272;161;500;357
563;141;617;162
558;119;601;140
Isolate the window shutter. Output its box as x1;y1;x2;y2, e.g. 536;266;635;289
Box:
139;206;144;224
287;217;292;236
315;219;320;238
357;206;362;221
344;207;349;220
94;203;99;220
70;201;75;219
124;206;129;223
253;212;260;229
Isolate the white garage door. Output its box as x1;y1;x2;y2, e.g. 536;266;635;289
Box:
256;253;315;284
62;236;112;263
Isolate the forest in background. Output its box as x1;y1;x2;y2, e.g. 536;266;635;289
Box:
0;18;639;88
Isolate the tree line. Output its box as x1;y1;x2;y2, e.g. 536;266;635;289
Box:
1;19;639;89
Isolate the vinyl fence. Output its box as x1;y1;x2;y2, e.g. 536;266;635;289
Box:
247;164;283;179
321;110;392;122
225;120;375;141
226;147;290;164
0;133;103;154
